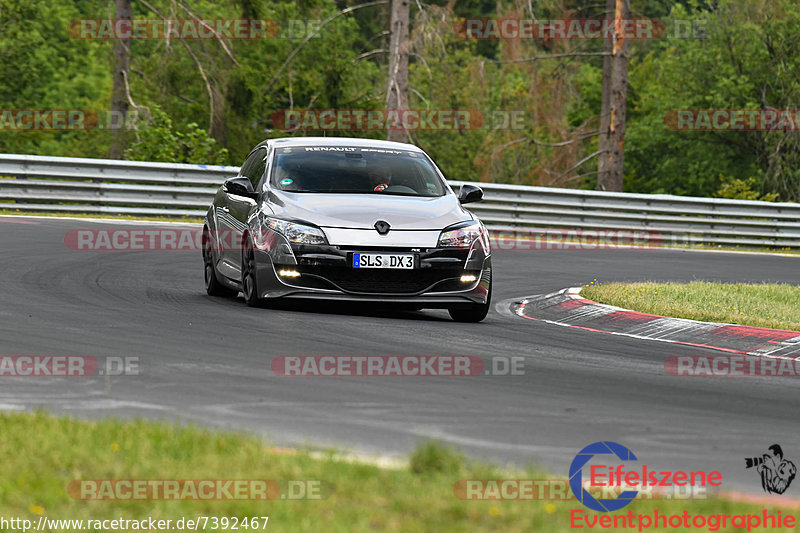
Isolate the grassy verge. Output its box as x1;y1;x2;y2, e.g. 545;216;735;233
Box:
582;281;800;331
0;412;794;532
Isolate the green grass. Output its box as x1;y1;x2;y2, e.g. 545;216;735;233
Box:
582;281;800;331
0;412;795;532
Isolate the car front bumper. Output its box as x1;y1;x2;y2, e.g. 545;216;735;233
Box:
251;240;491;306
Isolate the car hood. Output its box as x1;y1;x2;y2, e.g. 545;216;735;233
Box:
268;191;472;230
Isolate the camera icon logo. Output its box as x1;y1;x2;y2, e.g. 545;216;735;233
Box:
745;444;796;494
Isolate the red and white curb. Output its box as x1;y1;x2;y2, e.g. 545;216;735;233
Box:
513;287;800;357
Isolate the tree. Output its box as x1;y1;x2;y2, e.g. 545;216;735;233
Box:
386;0;409;142
597;0;630;192
596;0;615;188
109;0;132;159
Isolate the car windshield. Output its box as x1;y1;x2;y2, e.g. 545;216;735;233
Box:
270;146;447;197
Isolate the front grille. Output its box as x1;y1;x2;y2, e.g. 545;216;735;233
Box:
293;265;463;294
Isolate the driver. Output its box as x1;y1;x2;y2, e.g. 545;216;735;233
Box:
368;165;392;192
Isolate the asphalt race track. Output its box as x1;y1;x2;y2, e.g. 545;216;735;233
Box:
2;216;799;492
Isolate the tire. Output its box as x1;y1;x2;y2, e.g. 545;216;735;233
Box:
203;228;237;298
241;235;264;307
448;274;491;323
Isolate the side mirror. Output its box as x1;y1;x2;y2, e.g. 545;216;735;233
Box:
223;177;256;199
458;184;483;204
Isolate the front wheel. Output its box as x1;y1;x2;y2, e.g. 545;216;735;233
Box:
448;274;491;323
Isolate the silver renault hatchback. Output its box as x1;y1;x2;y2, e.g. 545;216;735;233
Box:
202;137;491;322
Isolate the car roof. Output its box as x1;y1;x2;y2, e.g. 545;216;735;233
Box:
261;136;424;153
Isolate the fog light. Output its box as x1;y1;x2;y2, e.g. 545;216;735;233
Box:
279;269;301;278
460;274;478;283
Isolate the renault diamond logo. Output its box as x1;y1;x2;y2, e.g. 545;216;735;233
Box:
374;220;391;235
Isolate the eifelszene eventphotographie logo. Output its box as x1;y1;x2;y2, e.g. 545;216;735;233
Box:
569;441;722;513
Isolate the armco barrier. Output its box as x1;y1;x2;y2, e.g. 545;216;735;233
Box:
1;153;799;248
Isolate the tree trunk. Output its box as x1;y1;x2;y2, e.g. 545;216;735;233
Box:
597;0;629;192
596;0;615;188
386;0;409;143
109;0;132;159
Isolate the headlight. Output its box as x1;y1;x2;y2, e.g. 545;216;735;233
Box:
438;222;484;248
265;217;327;245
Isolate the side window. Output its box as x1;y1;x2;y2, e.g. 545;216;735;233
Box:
239;151;259;179
243;148;267;188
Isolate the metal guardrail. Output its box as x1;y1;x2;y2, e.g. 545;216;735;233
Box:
1;153;799;248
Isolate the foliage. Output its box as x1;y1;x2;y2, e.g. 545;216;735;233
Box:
715;176;779;202
408;440;465;475
1;0;799;200
0;0;110;157
625;0;800;199
124;106;229;165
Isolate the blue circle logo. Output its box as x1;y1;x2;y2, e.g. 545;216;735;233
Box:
569;441;639;512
